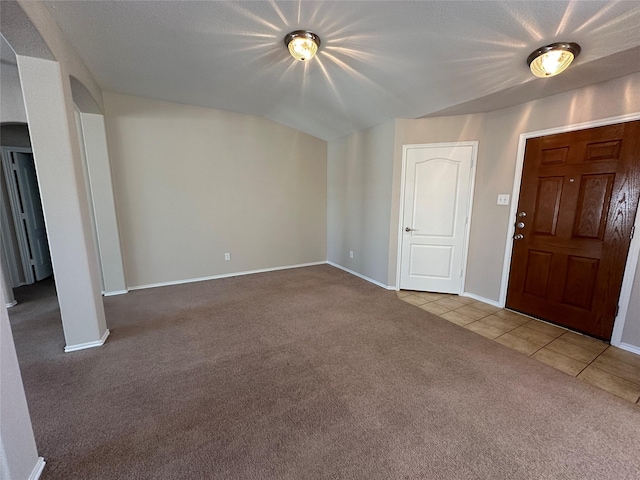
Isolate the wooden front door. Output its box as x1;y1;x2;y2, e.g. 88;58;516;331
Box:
506;121;640;340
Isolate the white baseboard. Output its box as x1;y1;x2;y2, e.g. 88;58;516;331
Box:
64;329;110;353
461;292;502;308
29;457;45;480
616;342;640;356
103;289;128;297
128;262;327;291
327;262;396;290
5;300;17;308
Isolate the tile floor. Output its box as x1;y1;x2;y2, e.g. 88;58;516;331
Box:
398;290;640;406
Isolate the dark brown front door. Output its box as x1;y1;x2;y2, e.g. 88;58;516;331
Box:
506;120;640;340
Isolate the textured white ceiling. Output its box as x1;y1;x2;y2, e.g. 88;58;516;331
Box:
43;1;640;140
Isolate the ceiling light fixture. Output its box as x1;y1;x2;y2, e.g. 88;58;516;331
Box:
284;30;321;61
527;42;581;78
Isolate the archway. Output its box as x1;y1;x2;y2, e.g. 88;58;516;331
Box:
1;3;108;352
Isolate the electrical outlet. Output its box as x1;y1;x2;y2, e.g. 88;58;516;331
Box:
224;253;231;261
497;194;510;206
349;251;354;258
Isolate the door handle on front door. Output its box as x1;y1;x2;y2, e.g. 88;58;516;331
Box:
514;234;524;240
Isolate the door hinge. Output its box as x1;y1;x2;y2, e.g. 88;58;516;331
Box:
631;226;636;239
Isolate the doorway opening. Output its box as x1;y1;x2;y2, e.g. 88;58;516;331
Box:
1;146;53;285
1;126;58;319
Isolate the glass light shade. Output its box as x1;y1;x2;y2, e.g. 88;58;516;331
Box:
288;37;318;61
527;42;581;78
284;31;320;61
530;50;574;77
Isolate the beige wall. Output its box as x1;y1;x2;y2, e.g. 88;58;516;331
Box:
1;287;41;480
104;92;327;288
0;124;30;148
18;55;108;348
0;71;27;124
327;121;395;285
1;32;26;124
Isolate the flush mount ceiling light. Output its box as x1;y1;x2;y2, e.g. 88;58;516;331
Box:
527;42;581;78
284;30;321;61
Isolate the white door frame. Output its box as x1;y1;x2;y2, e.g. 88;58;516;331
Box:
1;146;36;285
396;141;478;292
0;160;23;288
498;112;640;348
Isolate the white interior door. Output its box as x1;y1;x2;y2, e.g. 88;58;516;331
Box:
12;152;53;281
399;143;476;293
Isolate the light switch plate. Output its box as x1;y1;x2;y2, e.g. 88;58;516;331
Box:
497;194;510;205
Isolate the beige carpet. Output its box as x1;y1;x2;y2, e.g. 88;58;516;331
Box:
9;265;640;479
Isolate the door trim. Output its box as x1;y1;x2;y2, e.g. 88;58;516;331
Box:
396;141;478;292
0;159;22;287
498;112;640;348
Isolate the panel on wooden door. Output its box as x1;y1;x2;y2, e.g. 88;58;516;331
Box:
400;143;475;293
506;121;640;340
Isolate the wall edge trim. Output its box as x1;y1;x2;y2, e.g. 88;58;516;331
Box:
128;262;327;291
28;457;46;480
616;342;640;356
327;261;395;290
64;329;110;353
461;292;501;308
103;289;128;297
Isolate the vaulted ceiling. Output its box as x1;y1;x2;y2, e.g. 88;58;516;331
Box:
42;1;640;140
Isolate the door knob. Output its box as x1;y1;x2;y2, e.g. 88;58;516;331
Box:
517;212;527;218
514;234;524;240
405;227;417;232
517;222;525;228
